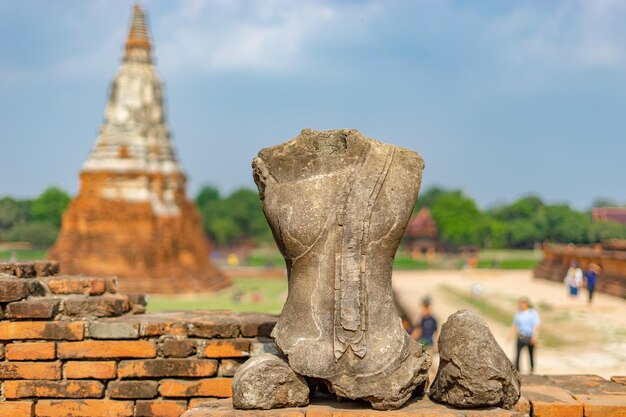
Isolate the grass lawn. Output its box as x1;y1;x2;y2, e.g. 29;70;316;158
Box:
147;277;287;314
0;249;48;262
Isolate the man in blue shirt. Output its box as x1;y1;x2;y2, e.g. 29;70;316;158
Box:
584;263;600;304
414;296;438;348
512;296;540;373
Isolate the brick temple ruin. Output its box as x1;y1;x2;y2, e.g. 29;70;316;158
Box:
0;261;625;416
48;5;227;294
534;239;626;298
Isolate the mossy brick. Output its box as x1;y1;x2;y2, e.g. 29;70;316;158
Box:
88;321;139;339
6;298;60;319
135;399;187;417
0;401;34;416
118;358;218;378
0;362;61;379
203;339;250;358
6;341;55;360
0;278;29;302
574;394;626;417
218;359;246;377
162;338;196;358
35;399;134;417
58;340;156;359
4;380;104;399
63;295;130;317
44;276;106;295
65;361;117;379
108;380;158;399
237;312;277;337
0;321;84;340
522;385;583;417
159;378;233;398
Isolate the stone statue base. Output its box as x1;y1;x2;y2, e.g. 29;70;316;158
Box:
182;397;524;417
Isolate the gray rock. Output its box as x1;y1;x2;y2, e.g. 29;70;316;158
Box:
429;310;522;409
232;353;309;410
252;129;430;410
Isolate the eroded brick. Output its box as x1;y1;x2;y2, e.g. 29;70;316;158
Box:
58;340;156;359
218;359;245;377
63;295;129;318
35;400;134;417
135;399;187;417
6;341;55;360
65;361;117;379
522;385;583;417
118;359;217;378
0;362;61;380
108;380;158;399
188;314;240;338
0;278;29;302
89;321;139;339
6;298;60;319
44;276;106;295
162;338;196;358
0;401;34;416
159;378;233;398
574;394;626;417
238;312;277;337
4;380;104;399
0;321;84;341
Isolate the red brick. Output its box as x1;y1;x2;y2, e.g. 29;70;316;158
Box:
44;276;106;295
203;339;250;358
6;342;55;360
108;380;158;399
143;317;188;337
188;314;240;338
162;338;196;358
57;340;156;359
118;359;217;378
4;380;104;399
574;394;626;417
0;321;84;341
34;260;59;277
35;400;134;417
188;398;219;408
0;278;29;302
0;401;34;416
0;362;61;380
63;295;129;317
65;361;117;379
6;298;60;319
135;399;187;417
522;385;583;417
159;378;233;398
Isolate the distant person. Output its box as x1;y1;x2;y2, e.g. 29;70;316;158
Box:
413;296;438;348
584;263;601;304
512;296;540;374
564;262;583;298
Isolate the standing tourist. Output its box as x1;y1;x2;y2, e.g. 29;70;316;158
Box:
512;296;540;374
413;296;438;348
584;263;601;305
564;261;583;299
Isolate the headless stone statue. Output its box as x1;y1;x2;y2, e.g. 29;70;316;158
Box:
251;129;431;410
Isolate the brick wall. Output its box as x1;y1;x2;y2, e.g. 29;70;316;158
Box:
0;261;277;417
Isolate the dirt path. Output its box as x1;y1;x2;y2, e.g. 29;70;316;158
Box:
392;269;626;378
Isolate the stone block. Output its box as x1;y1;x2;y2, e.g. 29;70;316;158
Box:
6;298;60;319
203;339;250;358
6;341;56;360
63;295;129;317
219;359;246;377
135;399;188;417
44;276;106;295
0;278;29;302
0;362;61;380
118;358;218;378
4;380;104;399
35;399;134;417
522;385;583;417
159;378;233;398
89;321;139;339
65;361;117;379
57;340;156;359
0;321;84;341
108;380;158;399
574;394;626;417
162;338;196;358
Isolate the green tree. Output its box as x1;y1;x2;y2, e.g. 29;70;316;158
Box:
588;221;626;242
544;204;591;244
31;187;70;228
3;222;59;247
0;197;32;231
196;185;221;208
429;190;484;247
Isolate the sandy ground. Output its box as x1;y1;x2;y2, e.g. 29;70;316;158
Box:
392;269;626;378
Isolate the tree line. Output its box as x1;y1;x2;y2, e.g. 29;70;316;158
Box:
1;185;624;249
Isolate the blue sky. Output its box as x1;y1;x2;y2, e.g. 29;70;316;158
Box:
1;0;625;209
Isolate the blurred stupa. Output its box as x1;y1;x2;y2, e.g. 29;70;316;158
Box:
49;4;229;293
